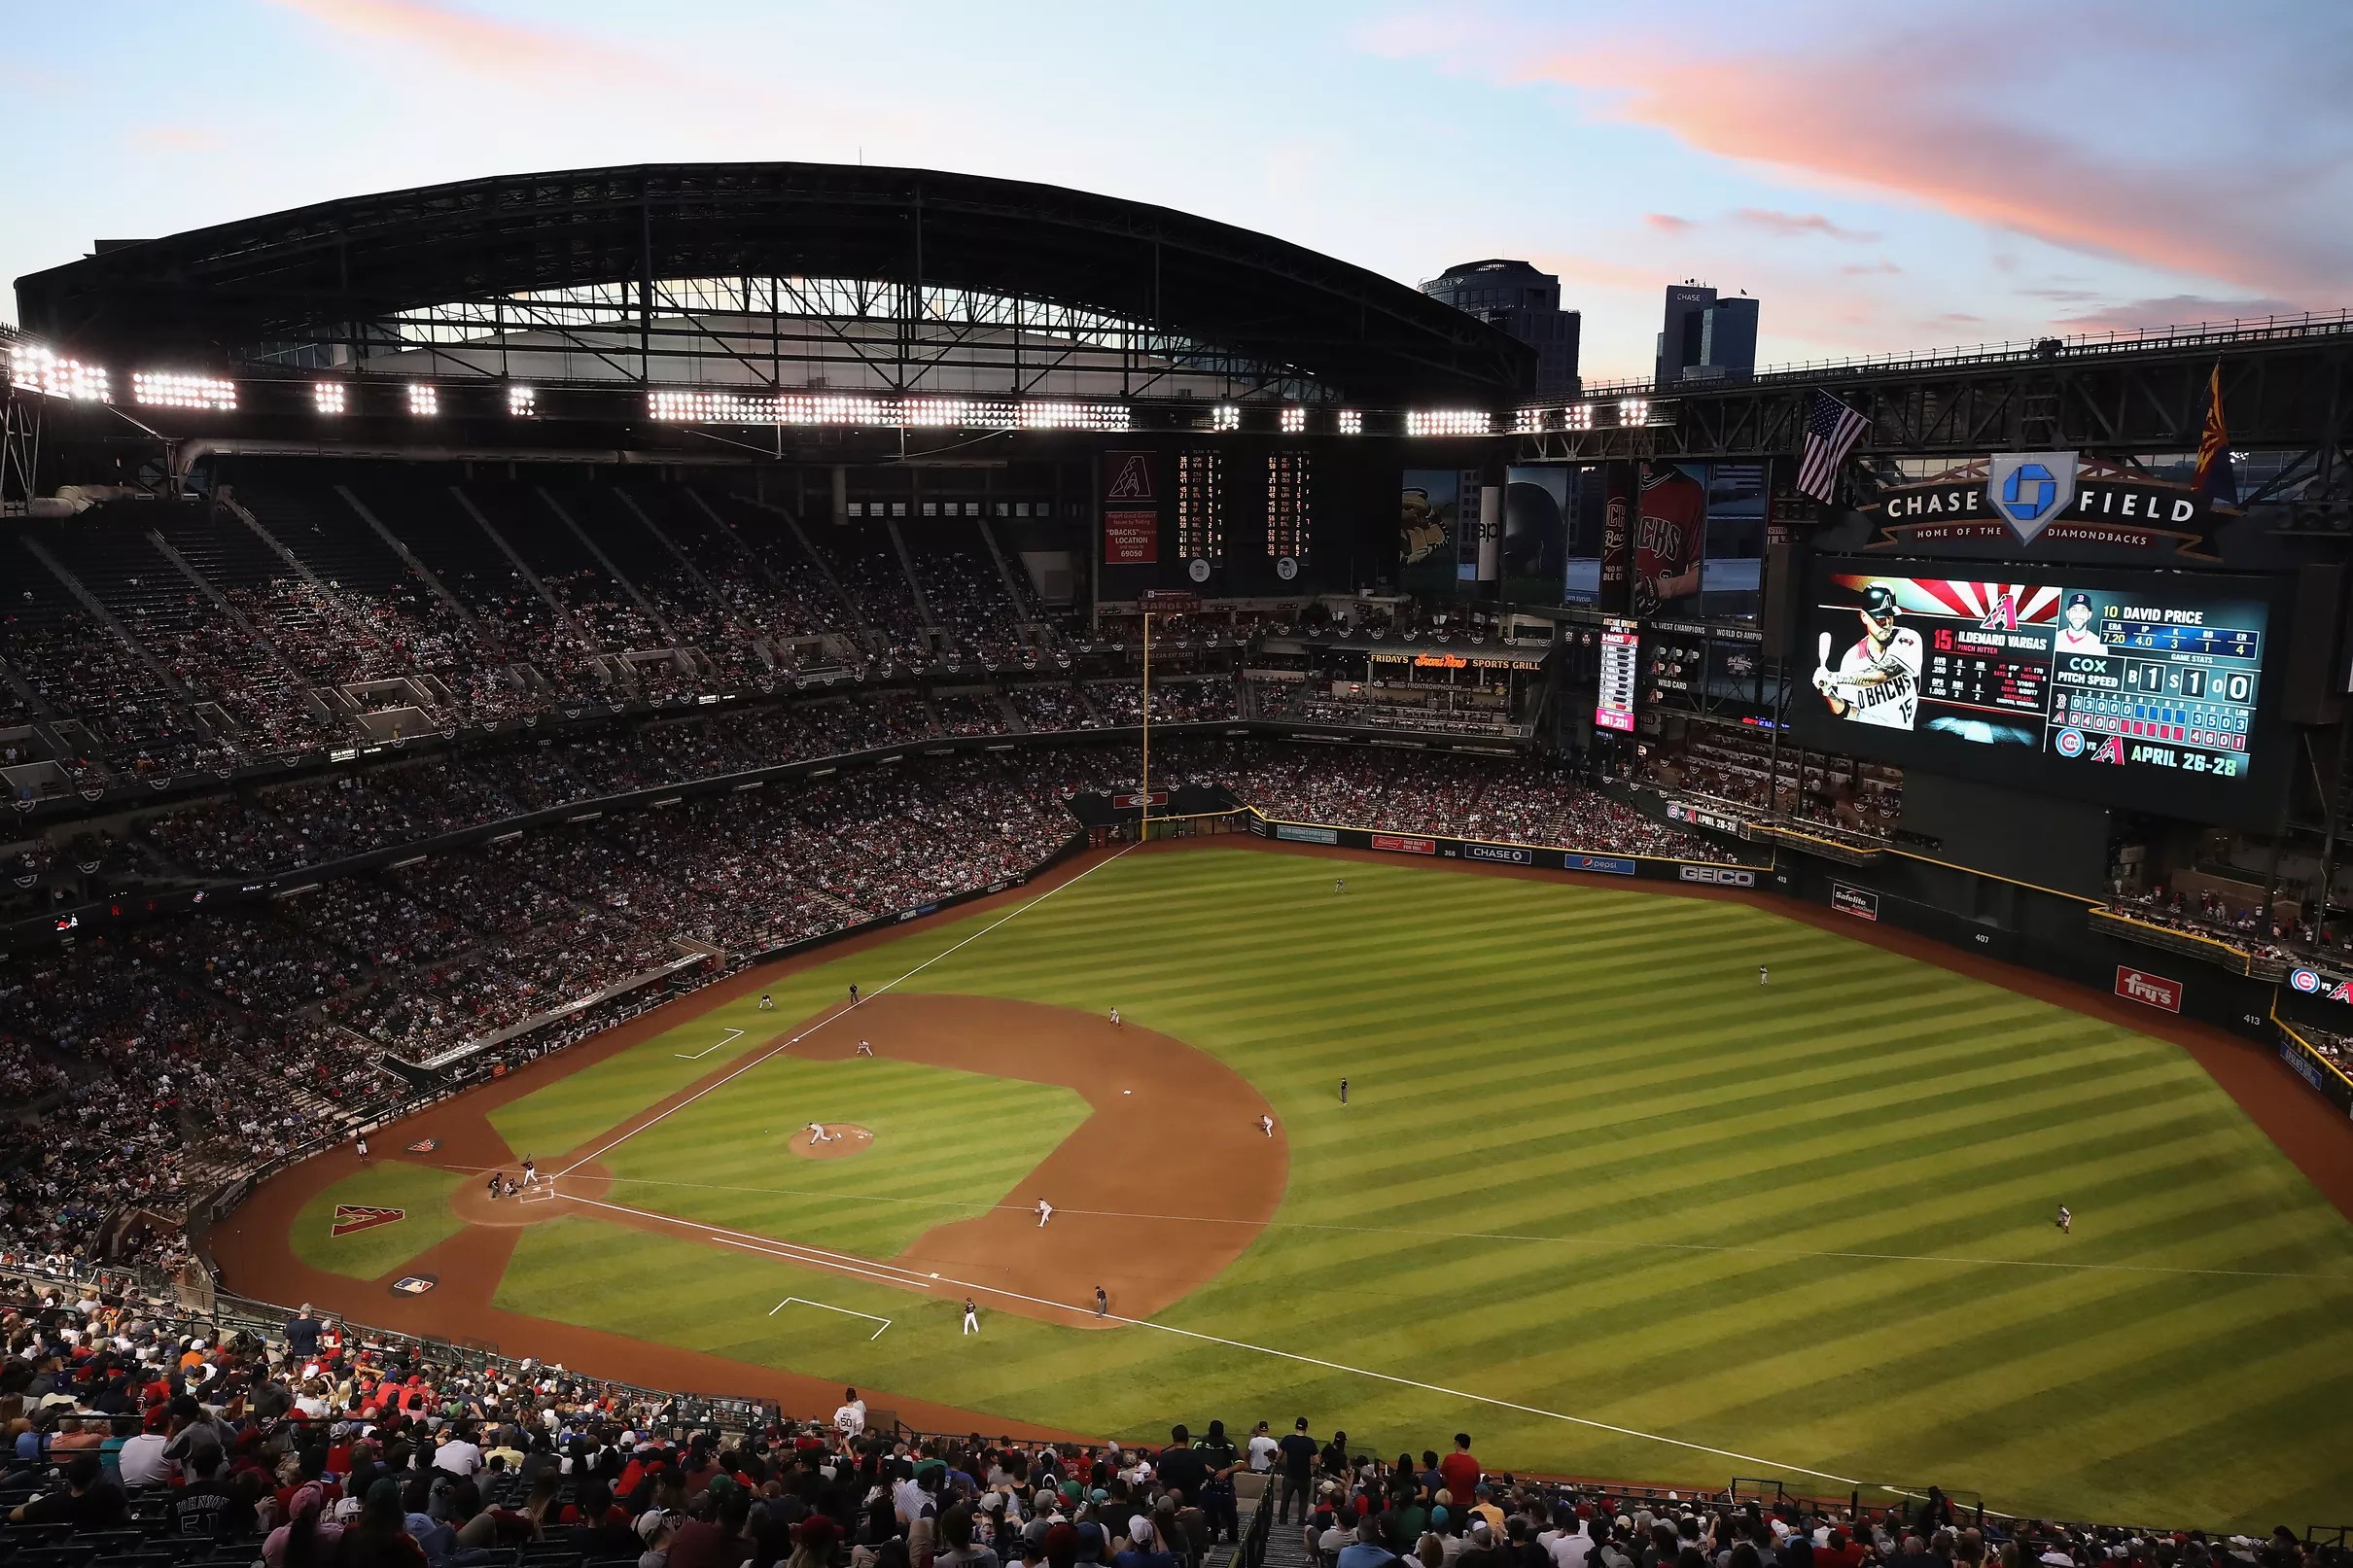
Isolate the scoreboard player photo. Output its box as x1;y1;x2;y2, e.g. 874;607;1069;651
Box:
1812;582;1924;730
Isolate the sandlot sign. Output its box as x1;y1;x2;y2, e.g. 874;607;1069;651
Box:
2114;965;2183;1013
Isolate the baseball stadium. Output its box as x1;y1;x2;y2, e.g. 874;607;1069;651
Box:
5;153;2353;1562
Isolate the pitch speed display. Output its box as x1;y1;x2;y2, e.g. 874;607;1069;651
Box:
1793;561;2288;822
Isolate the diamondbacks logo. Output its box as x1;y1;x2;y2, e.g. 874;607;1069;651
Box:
331;1205;404;1237
1105;453;1155;501
389;1274;438;1296
1978;593;2018;632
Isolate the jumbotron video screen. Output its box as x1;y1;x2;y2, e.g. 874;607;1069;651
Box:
1792;560;2291;822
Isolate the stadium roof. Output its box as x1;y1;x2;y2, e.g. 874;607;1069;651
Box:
14;162;1532;403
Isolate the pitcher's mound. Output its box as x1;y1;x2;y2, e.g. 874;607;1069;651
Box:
790;1125;874;1160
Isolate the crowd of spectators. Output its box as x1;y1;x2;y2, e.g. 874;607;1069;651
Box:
0;1272;2313;1566
2101;889;2298;966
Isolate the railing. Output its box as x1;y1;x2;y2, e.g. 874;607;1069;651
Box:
1567;308;2353;398
2089;906;2291;980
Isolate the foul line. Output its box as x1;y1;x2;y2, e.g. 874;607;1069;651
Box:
770;1295;892;1340
551;1190;1880;1495
556;841;1140;1179
503;1169;2353;1285
676;1027;745;1062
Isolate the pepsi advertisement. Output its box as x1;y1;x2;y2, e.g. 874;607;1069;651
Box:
1792;559;2292;824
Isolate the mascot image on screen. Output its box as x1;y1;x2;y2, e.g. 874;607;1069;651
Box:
1814;582;1923;730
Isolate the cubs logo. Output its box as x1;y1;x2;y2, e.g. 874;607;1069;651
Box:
2291;968;2321;993
331;1205;404;1237
404;1137;441;1154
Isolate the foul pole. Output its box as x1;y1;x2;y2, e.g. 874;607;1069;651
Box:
1140;610;1152;841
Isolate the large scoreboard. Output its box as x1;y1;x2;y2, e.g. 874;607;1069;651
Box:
1791;561;2291;824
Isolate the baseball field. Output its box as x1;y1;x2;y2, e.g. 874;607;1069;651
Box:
216;842;2353;1528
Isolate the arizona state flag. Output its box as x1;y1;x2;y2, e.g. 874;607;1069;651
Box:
2192;362;2236;507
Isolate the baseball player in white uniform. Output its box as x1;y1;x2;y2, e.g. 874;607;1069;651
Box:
1259;1114;1275;1137
806;1122;832;1145
1036;1199;1054;1228
1814;583;1924;730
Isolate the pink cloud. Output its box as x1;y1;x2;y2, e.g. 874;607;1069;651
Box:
1644;213;1696;234
2054;295;2308;334
1734;208;1878;243
1841;261;1902;276
128;125;227;155
1500;39;2346;301
265;0;674;87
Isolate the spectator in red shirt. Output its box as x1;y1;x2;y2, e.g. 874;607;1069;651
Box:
1436;1433;1481;1510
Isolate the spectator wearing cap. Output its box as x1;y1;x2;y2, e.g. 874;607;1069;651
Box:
118;1405;177;1488
1115;1515;1176;1568
1277;1418;1319;1524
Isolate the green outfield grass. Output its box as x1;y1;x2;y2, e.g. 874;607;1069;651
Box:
291;1161;471;1281
466;847;2353;1525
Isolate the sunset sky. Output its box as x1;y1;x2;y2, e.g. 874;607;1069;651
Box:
7;0;2346;380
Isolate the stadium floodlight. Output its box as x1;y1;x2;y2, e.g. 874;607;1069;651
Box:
131;371;237;411
8;345;111;402
312;382;348;416
1211;403;1242;432
1019;401;1131;432
779;395;888;427
1562;403;1595;431
1405;408;1492;436
1616;398;1651;426
1337;409;1363;436
650;389;768;423
507;384;538;418
1280;405;1307;435
407;383;439;417
1514;406;1548;435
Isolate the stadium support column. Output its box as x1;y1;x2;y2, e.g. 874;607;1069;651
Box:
830;466;848;527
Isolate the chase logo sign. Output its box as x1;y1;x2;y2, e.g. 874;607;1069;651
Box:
1985;451;2079;544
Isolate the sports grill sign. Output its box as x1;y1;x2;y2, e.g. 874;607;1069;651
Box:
2114;965;2183;1012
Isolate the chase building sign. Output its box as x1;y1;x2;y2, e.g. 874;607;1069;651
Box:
1867;452;2231;560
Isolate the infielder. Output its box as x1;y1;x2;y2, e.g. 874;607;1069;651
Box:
758;992;775;1011
1109;1007;1121;1028
1094;1285;1109;1319
1036;1199;1054;1227
856;1039;875;1057
806;1122;833;1145
1813;583;1923;729
963;1298;980;1335
1259;1114;1275;1137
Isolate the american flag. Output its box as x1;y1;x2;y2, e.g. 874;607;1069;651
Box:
1796;389;1869;503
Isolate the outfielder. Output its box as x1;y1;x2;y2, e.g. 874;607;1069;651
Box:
1814;583;1923;730
1758;965;1769;986
2056;1203;2072;1235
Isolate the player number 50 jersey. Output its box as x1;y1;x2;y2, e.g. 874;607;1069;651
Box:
1828;628;1924;729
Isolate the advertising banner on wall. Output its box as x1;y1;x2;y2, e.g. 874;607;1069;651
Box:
1598;463;1635;612
1633;461;1707;613
1103;452;1160;565
1399;469;1462;598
